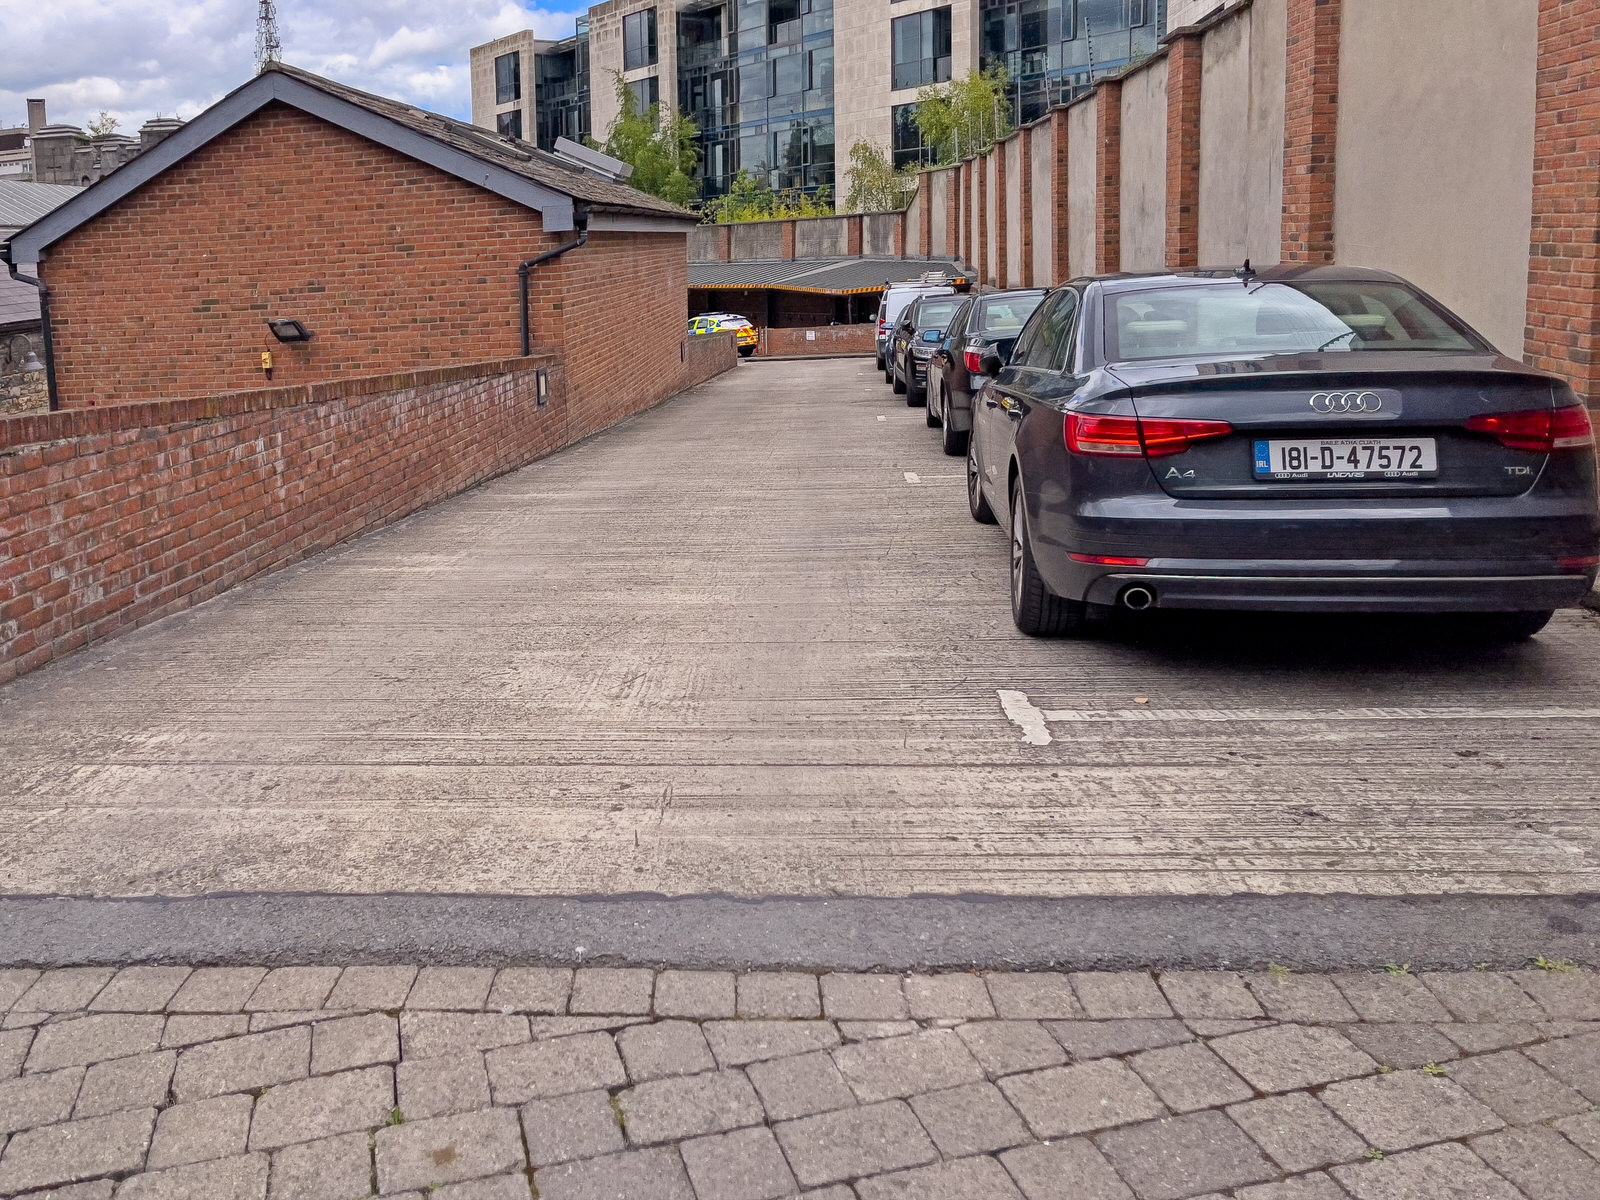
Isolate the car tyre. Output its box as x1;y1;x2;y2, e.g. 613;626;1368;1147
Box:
925;382;939;426
1462;610;1554;643
875;353;885;371
1010;480;1086;637
892;360;907;395
967;438;997;525
942;407;967;456
738;346;754;358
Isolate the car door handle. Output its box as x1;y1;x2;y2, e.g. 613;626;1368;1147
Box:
983;392;1001;409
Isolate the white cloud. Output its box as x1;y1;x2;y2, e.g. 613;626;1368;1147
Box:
0;0;587;133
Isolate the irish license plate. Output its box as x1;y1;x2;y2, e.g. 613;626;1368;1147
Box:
1253;437;1438;480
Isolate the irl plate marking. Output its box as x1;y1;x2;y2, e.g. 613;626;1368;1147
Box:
997;689;1600;747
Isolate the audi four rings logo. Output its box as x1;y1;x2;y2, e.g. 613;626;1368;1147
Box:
1309;391;1384;413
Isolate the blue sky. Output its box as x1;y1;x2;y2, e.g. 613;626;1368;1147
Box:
0;0;586;133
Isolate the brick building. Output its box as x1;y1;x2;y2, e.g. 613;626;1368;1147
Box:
1;63;699;411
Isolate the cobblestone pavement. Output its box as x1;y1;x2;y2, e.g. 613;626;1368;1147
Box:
2;964;1600;1199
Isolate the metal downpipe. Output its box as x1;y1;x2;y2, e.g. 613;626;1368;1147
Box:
4;257;59;411
519;206;590;357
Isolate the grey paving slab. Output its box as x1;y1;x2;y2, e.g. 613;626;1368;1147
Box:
246;1063;394;1150
704;1021;840;1067
1044;1019;1191;1062
1000;1138;1135;1200
1244;975;1360;1023
244;968;340;1013
1511;968;1600;1020
616;1020;715;1082
1331;1142;1522;1200
485;968;570;1016
74;1050;174;1118
1127;1042;1254;1113
1210;1025;1378;1093
534;1146;694;1200
836;1021;917;1042
160;1015;248;1049
1319;1069;1504;1152
374;1109;527;1193
0;1108;155;1194
1095;1111;1276;1200
1341;1022;1461;1070
745;1050;857;1120
113;1153;268;1200
147;1094;254;1170
4;1181;115;1200
654;971;735;1020
1436;1021;1539;1053
397;1054;492;1121
167;970;268;1015
855;1155;1026;1200
267;1132;371;1200
86;969;191;1014
904;974;995;1020
774;1100;937;1187
1226;1092;1369;1174
324;965;418;1011
520;1090;626;1167
12;971;114;1015
0;971;40;1013
1418;971;1543;1023
1157;972;1264;1020
398;1013;528;1061
432;1175;534;1200
908;1081;1031;1156
736;973;820;1019
1071;973;1173;1019
679;1127;796;1200
1472;1123;1600;1200
955;1020;1067;1078
1446;1047;1588;1124
310;1012;398;1075
1332;974;1452;1023
1525;1030;1600;1101
1234;1175;1349;1200
832;1029;983;1102
0;1068;82;1135
617;1068;764;1145
485;1031;627;1104
998;1059;1166;1139
172;1025;310;1103
985;974;1082;1020
24;1015;164;1073
819;975;908;1021
569;970;653;1016
406;968;495;1011
247;1010;365;1034
0;1029;32;1079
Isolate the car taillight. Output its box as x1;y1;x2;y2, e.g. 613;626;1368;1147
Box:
1467;406;1595;452
1065;413;1233;458
877;319;887;335
963;349;984;373
1069;553;1150;566
1560;555;1600;570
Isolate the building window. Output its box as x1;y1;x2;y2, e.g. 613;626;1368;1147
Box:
623;8;658;71
891;103;930;169
497;109;524;139
627;75;660;114
891;7;952;92
1129;0;1152;26
495;52;521;104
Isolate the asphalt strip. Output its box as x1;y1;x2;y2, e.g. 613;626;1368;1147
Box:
1;892;1597;970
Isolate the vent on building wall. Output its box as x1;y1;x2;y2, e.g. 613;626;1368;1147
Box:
553;137;633;183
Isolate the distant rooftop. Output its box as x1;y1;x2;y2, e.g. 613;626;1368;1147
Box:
689;256;969;296
0;180;82;232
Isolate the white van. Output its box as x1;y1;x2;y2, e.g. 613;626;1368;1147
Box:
875;281;955;371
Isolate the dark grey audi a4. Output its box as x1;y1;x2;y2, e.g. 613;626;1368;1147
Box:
967;265;1600;640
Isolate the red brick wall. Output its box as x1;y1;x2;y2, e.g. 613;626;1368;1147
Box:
1019;127;1035;288
1051;109;1071;286
760;325;874;356
1165;32;1205;269
0;339;735;683
1281;0;1342;264
1095;80;1124;275
1526;0;1600;406
995;142;1009;288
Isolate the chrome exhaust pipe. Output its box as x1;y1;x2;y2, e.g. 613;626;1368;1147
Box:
1121;585;1155;611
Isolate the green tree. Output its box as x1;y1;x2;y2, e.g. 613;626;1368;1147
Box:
701;168;832;224
595;73;700;207
913;64;1013;164
842;141;917;213
85;110;119;138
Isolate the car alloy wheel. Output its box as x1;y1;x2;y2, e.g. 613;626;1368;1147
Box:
967;439;996;524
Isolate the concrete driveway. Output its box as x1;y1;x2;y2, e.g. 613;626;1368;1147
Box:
3;358;1599;910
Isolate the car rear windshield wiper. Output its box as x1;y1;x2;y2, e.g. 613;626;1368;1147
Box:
1316;329;1357;352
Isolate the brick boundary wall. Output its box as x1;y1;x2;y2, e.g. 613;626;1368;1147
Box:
0;339;736;684
1019;127;1035;288
1165;31;1205;269
919;179;934;262
1526;0;1600;408
759;326;876;356
976;158;988;286
1051;109;1071;285
1095;79;1124;275
1281;0;1342;264
995;144;1009;288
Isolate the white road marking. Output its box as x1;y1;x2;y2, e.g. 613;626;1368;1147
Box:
877;415;888;422
998;689;1600;746
903;472;961;485
904;472;921;483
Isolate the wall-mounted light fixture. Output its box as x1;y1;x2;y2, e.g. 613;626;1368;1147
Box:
536;369;549;406
266;318;313;343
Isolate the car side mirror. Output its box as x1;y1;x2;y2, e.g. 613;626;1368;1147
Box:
922;329;941;343
980;352;1005;378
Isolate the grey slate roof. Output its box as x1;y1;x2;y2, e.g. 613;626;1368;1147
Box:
265;63;690;221
0;271;40;332
0;181;82;234
689;256;969;295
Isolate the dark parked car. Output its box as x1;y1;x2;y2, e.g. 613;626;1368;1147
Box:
929;289;1047;455
890;294;966;406
966;265;1600;640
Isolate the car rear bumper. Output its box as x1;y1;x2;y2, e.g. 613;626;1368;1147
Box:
1076;562;1597;613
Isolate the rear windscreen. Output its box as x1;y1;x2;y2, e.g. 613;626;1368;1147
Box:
1106;281;1484;362
915;299;964;328
978;294;1044;334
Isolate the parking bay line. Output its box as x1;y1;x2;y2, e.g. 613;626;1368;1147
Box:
904;472;964;484
997;688;1600;747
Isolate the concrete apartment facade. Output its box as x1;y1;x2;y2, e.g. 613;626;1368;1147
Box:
470;0;1168;204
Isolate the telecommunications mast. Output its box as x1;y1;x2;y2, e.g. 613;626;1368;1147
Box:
256;0;282;73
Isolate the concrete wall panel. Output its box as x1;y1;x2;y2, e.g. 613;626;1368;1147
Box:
862;213;898;255
1005;135;1023;284
795;216;850;258
1198;0;1286;267
906;190;924;257
930;170;949;257
731;222;785;260
986;152;999;282
1067;97;1097;279
1031;122;1053;285
1118;58;1169;272
1334;0;1537;355
688;226;721;261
